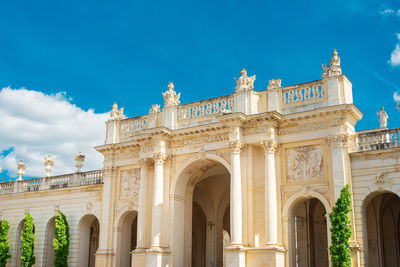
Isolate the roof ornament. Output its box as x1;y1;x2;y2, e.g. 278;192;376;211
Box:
235;68;256;92
109;102;126;121
163;82;181;108
377;107;389;128
149;104;161;114
74;151;85;173
16;160;27;181
322;49;342;78
43;153;55;177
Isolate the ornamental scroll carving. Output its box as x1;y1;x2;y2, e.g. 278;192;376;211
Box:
286;145;323;183
120;169;140;199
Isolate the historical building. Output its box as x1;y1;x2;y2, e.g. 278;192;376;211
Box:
0;50;399;267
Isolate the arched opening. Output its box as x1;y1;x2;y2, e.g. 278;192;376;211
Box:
365;192;400;267
77;214;100;267
290;198;329;267
43;217;56;267
115;210;138;267
171;157;231;267
15;219;25;267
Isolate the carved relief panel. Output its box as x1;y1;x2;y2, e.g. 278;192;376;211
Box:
286;145;324;183
120;168;140;199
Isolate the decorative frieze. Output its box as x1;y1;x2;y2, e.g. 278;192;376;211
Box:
120;169;140;199
169;133;229;148
286;145;323;183
326;134;349;148
278;118;344;135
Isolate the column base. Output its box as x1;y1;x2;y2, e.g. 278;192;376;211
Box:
350;242;361;267
145;248;171;267
132;248;148;267
246;245;285;267
226;245;246;267
95;249;115;267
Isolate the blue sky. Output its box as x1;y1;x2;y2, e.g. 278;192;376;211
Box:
0;0;399;179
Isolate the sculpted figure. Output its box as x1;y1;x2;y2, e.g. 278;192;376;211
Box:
163;82;181;107
109;102;125;121
322;49;342;78
235;68;256;92
377;107;389;128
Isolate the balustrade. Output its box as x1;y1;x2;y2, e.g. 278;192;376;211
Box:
119;115;149;138
178;95;234;122
0;170;102;195
355;128;400;152
282;80;326;107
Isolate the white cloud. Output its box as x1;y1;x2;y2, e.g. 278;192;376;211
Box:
380;8;395;16
0;87;108;178
394;91;400;102
389;34;400;67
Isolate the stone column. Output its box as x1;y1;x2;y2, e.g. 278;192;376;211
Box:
136;158;150;250
262;140;279;245
229;140;243;246
150;152;166;249
95;166;116;267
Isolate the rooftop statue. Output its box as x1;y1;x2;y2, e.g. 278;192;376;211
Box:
163;82;181;108
109;102;126;121
377;107;389;128
235;68;256;92
322;49;342;78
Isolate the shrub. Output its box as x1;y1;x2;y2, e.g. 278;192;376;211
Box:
329;184;352;267
53;211;70;267
21;213;35;267
0;219;11;267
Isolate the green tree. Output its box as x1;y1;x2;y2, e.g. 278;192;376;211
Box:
329;184;352;267
53;211;69;267
21;213;35;267
0;219;11;267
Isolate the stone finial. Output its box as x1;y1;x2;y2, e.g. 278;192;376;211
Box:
377;107;389;128
43;153;55;177
322;49;342;78
17;160;27;181
149;104;161;114
74;151;85;173
109;102;126;121
267;79;282;89
162;82;181;108
234;68;256;92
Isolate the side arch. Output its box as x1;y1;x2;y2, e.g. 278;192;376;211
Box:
77;214;100;267
43;216;57;267
282;189;332;218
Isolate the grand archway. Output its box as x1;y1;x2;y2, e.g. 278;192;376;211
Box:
115;210;138;267
171;156;231;267
77;214;100;267
287;197;329;267
365;192;400;267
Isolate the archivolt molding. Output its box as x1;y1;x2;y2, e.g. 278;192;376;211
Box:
113;204;138;230
282;188;332;218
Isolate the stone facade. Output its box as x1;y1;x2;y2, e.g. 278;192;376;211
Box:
1;50;400;267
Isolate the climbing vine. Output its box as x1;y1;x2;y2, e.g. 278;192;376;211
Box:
0;219;11;267
21;213;35;267
53;211;70;267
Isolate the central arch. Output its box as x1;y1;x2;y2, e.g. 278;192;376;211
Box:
170;154;231;267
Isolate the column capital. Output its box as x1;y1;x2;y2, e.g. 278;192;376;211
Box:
153;152;167;165
326;133;349;148
229;140;243;153
261;140;279;154
139;158;151;168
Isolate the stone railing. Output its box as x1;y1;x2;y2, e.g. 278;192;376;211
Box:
177;94;234;123
281;80;326;108
119;115;149;138
0;170;103;195
355;128;400;152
